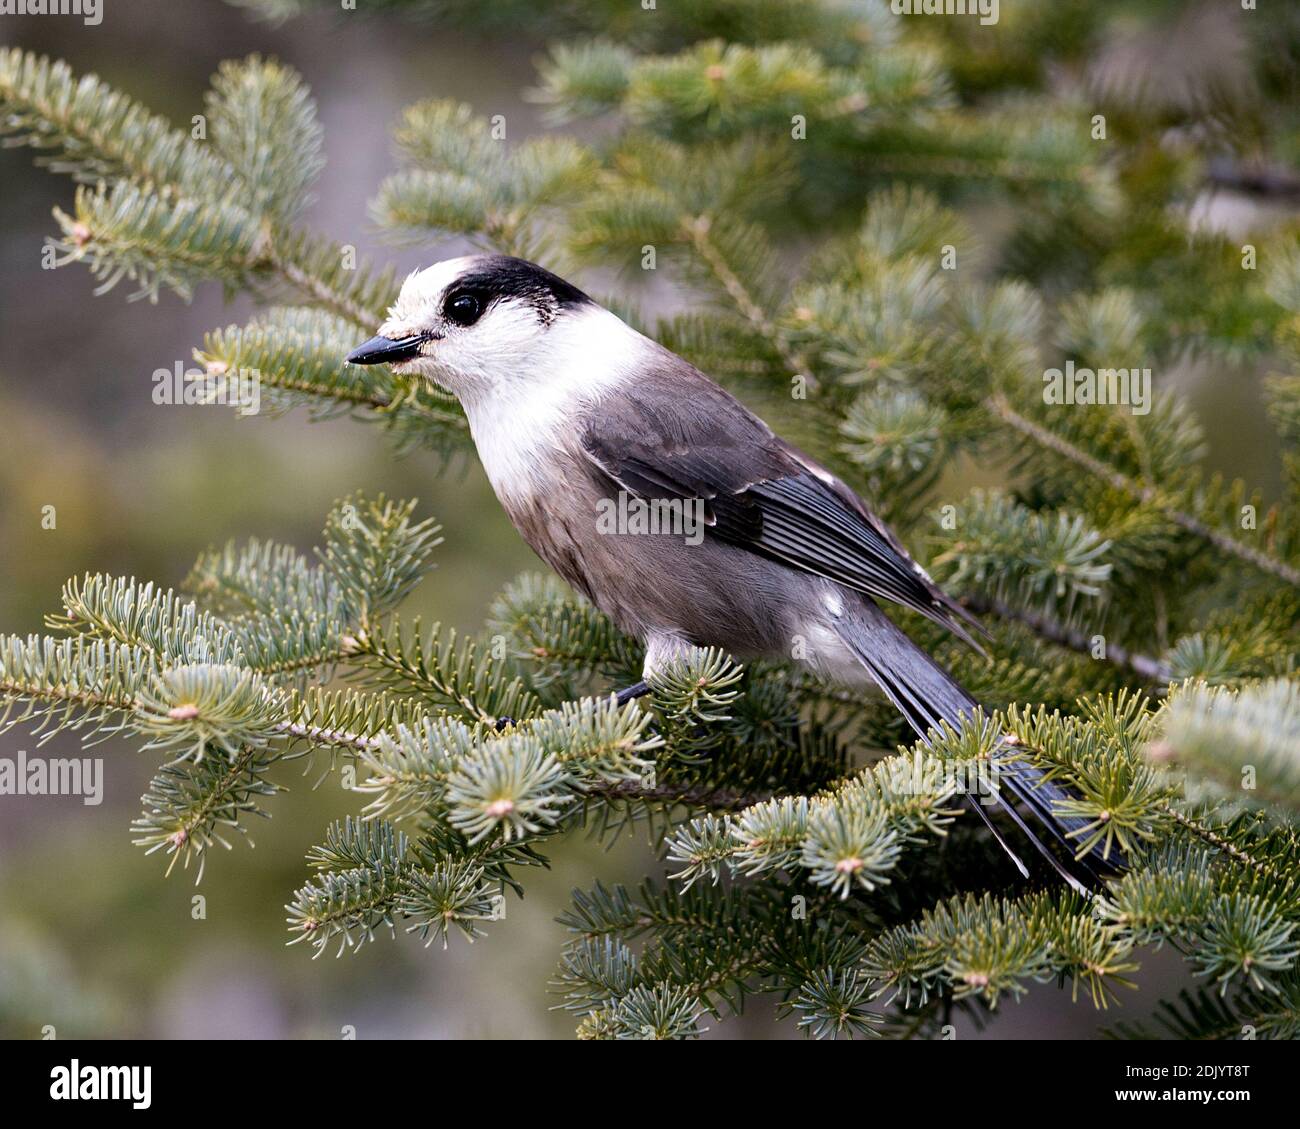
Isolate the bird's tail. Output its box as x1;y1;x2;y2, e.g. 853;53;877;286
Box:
834;602;1121;893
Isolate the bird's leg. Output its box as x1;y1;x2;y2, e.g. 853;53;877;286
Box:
619;632;687;706
614;680;651;705
498;681;651;730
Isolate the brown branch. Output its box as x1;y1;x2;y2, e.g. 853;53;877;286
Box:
276;719;379;753
988;394;1300;588
264;246;378;329
963;594;1173;684
1159;803;1285;885
681;214;819;393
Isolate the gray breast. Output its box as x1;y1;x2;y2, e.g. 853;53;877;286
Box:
500;439;813;657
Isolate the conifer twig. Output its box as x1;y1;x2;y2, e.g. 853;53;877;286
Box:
1158;803;1284;885
962;594;1173;684
681;214;818;391
988;394;1300;588
264;246;379;329
278;719;378;753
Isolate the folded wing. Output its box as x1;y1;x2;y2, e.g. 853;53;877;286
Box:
577;368;984;648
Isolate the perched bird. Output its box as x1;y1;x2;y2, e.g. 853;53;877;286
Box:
347;254;1115;890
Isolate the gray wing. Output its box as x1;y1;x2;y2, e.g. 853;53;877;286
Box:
577;367;984;648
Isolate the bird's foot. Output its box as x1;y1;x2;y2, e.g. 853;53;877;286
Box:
613;680;651;705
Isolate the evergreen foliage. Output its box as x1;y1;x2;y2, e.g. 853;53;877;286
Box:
2;0;1299;1037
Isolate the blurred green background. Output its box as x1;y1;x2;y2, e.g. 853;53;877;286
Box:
0;0;1282;1039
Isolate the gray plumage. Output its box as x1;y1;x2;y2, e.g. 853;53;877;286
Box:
346;254;1119;889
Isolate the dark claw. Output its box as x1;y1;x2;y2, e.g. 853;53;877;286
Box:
614;681;651;705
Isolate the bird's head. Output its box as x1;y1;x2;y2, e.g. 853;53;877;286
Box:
346;254;596;400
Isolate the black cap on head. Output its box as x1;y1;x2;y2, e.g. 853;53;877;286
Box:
445;255;593;323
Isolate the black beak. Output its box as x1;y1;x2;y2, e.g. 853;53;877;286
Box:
345;333;428;366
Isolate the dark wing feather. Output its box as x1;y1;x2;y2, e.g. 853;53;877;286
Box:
577;369;984;647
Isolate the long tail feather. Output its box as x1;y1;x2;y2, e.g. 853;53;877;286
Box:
833;600;1122;889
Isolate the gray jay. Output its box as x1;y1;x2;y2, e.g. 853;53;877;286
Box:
347;254;1114;890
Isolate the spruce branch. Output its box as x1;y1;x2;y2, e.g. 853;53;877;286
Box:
927;489;1113;623
132;745;280;881
370;98;595;261
665;731;964;893
0;634;150;744
1153;679;1300;816
988;394;1300;588
1;50;396;321
963;593;1173;683
1108;976;1300;1040
680;213;817;391
0;47;231;192
196;307;468;451
347;617;538;727
205;54;324;225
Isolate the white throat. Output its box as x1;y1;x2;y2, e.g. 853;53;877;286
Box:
455;305;641;504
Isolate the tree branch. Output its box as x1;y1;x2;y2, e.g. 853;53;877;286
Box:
264;245;380;330
988;394;1300;588
962;594;1173;684
681;214;818;393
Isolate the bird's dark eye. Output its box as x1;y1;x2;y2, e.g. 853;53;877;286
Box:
445;292;483;327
